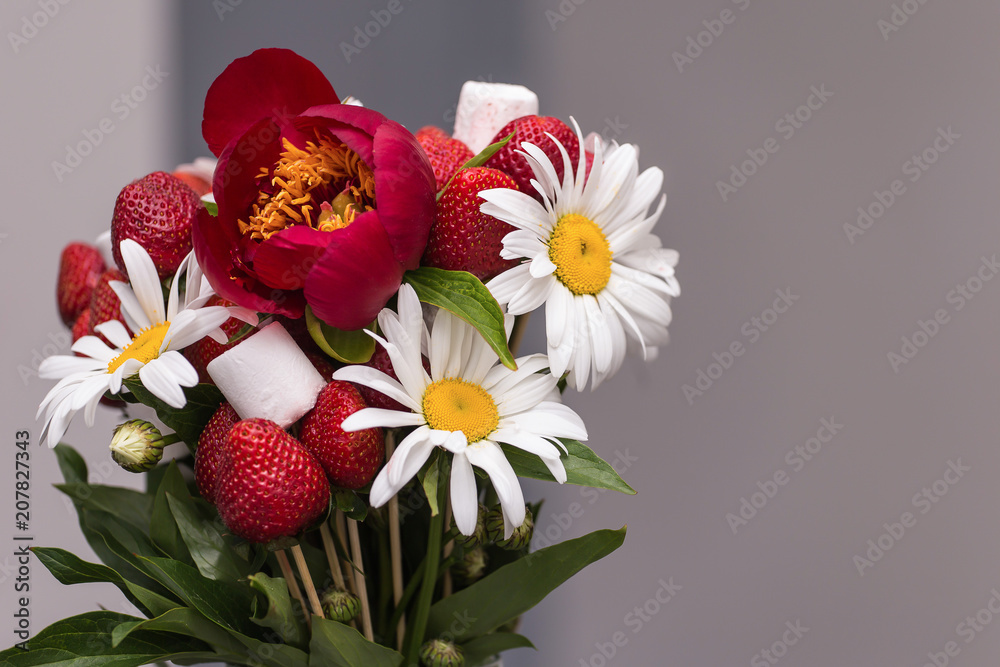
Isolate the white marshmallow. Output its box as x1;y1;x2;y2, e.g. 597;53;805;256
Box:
452;81;539;154
207;321;327;429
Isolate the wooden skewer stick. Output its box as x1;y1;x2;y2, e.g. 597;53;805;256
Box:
386;433;405;649
335;511;357;596
347;518;375;641
290;545;325;620
276;550;309;625
320;522;347;591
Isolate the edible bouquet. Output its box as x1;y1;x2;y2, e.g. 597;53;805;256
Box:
6;48;679;666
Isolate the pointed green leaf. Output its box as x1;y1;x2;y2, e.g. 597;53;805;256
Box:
403;267;515;369
461;632;535;664
308;616;404;667
0;611;216;666
426;527;626;642
306;306;376;364
202;195;218;217
150;462;193;563
249;572;308;648
55;483;154;532
166;493;252;582
136;556;260;638
437;132;514;199
501;439;635;494
419;453;443;516
122;379;224;450
53;444;87;485
30;547;176;618
334;488;368;522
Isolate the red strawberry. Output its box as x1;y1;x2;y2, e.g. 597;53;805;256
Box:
57;243;106;326
195;402;240;504
171;170;212;197
305;351;338;380
215;418;330;543
88;269;129;344
422;167;520;281
71;310;91;345
484;116;580;199
416;126;474;193
300;381;384;490
353;345;428;412
184;296;248;384
111;171;201;280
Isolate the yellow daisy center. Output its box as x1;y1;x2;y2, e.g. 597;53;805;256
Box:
548;213;613;295
422;378;499;443
107;322;171;374
238;132;375;241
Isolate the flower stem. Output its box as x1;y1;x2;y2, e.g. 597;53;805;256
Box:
405;484;445;663
386;431;406;649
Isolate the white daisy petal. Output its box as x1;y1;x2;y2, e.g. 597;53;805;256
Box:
504;401;588;441
495;373;559;415
38;355;106;379
450;453;479;536
342;408;424;431
164;307;232;351
487;263;532;305
500;230;546;259
119;239;165;325
70;336;116;363
138;359;187;408
481;353;550;393
480;188;553;235
466;442;525;539
583;295;613;376
109;281;151;331
94;320;133;349
332;366;420;411
154;350;199;387
508;274;557;315
385;426;437;488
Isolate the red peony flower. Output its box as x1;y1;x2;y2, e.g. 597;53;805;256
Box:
193;48;437;330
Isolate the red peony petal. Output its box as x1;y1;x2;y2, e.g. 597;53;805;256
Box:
252;226;331;290
203;48;339;157
304;212;403;330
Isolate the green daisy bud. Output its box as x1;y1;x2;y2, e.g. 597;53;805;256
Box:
110;420;165;473
452;546;488;584
321;587;360;623
455;503;489;548
485;505;534;550
419;638;465;667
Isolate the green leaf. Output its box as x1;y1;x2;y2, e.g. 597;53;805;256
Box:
461;633;535;664
110;608;240;653
150;462;193;563
403;267;515;369
437;132;514;199
418;452;443;516
123;379;224;450
502;439;636;494
0;611;216;666
308;616;403;667
249;572;308;648
30;547;177;618
136;555;260;638
167;493;252;582
53;444;87;485
426;527;626;642
55;483;154;533
202;196;218;216
306;305;376;364
334;488;368;522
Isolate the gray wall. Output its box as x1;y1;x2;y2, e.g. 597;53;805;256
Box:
5;0;1000;665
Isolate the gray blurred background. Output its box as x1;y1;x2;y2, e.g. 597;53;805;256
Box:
4;0;1000;665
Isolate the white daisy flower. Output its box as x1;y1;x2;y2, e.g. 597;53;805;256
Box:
332;284;588;538
481;120;680;391
36;239;256;448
